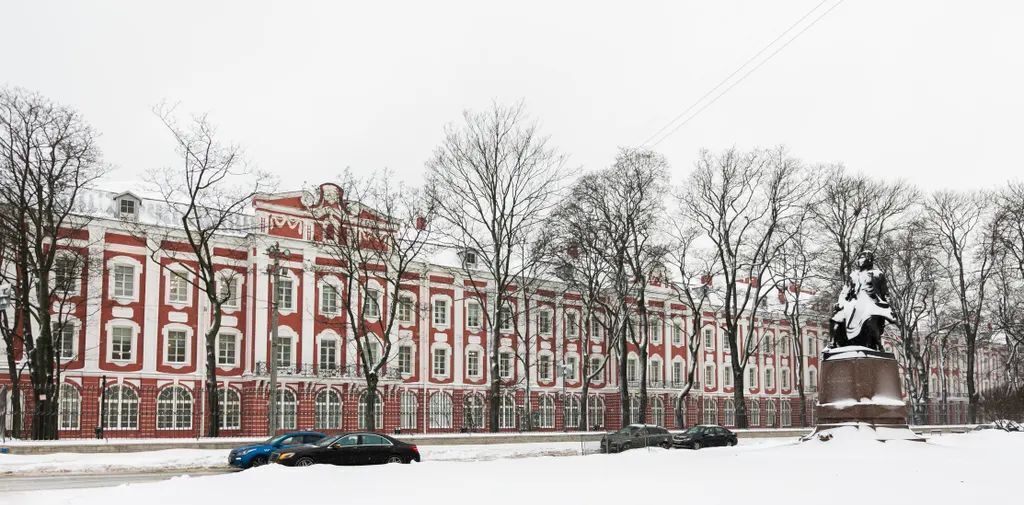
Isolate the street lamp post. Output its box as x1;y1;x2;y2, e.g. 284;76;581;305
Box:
266;242;290;436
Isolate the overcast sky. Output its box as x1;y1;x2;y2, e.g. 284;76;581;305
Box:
4;0;1023;192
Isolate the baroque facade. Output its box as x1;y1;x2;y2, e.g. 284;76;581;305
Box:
0;185;1003;438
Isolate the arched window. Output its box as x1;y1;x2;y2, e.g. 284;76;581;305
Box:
218;388;241;430
463;394;485;431
358;390;383;430
429;391;453;429
651;396;664;427
400;391;418;430
748;399;760;427
564;395;581;430
703;397;717;425
587;395;605;430
781;401;792;427
629;395;642;424
103;384;138;430
273;388;297;430
315;389;342;429
58;383;80;430
538;395;555;428
499;394;517;429
157;385;193;430
724;399;735;426
766;400;777;427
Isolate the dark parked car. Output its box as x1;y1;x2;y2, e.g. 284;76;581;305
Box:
229;431;328;469
600;424;672;453
672;425;737;449
271;432;420;466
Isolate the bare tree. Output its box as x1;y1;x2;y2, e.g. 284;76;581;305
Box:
925;191;999;423
426;102;565;432
880;218;957;423
810;166;917;296
681;146;810;428
305;170;434;431
128;105;273;436
665;224;716;427
0;87;106;439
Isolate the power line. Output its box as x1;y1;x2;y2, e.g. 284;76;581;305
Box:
642;0;845;148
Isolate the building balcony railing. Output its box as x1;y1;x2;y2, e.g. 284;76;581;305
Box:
252;362;404;381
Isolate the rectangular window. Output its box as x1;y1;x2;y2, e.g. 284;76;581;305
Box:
398;296;413;323
589;357;602;379
432;348;448;376
396;345;412;374
53;256;79;293
705;364;714;388
650;320;661;344
276;277;293;310
467;302;482;328
703;328;713;350
276;336;292;368
498;307;512;331
649;360;661;383
111;326;132;361
566;313;578;338
320;339;338;370
166;330;187;364
321;285;339;315
113;265;135;299
539;355;552;380
363;288;380;318
433;300;448;326
365;341;380;365
221;277;239;309
539;310;552;335
782;369;790;389
217;334;236;366
119;198;136;216
590;317;601;339
672;361;683;384
627;358;637;383
467;349;480;377
499;351;512;378
168;271;189;304
566;357;578;381
672;323;683;345
57;323;75;359
765;368;774;389
723;366;733;387
749;367;757;388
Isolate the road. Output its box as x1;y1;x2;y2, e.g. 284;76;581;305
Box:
0;468;236;493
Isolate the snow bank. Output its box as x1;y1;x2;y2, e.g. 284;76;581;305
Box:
7;431;1018;505
0;449;229;475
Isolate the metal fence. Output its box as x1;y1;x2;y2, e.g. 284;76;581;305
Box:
0;382;995;441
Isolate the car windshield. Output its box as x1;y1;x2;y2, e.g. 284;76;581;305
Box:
263;434;289;445
315;435;341;447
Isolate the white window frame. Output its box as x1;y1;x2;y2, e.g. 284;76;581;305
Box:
320;283;340;316
539;310;552;335
432;347;449;377
109;324;136;362
216;332;238;367
398;295;414;323
538;353;553;381
703;327;714;350
466;347;482;378
433;299;449;327
566;312;579;339
319;337;339;370
166;269;191;306
466;301;482;329
363;286;381;319
165;328;189;365
398;344;414;375
499;350;513;379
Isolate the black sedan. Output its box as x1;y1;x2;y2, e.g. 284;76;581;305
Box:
600;424;673;453
270;432;421;466
672;425;738;449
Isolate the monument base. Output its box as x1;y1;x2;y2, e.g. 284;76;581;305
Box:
810;346;923;442
803;422;925;442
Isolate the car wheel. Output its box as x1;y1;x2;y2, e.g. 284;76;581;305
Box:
692;441;702;450
250;455;269;468
295;457;316;467
621;443;631;452
728;440;737;447
386;455;405;464
660;441;671;449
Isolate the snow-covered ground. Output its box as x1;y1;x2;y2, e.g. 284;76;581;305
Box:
5;430;1017;505
0;436;794;475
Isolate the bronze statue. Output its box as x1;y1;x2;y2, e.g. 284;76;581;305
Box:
829;250;894;351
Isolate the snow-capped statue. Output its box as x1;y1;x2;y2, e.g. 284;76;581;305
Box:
828;250;894;351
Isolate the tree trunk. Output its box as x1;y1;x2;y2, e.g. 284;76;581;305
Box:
365;376;379;431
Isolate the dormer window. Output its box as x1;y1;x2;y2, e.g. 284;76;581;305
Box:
459;248;479;269
114;192;141;222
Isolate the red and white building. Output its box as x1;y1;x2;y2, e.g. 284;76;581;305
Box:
0;185;1006;438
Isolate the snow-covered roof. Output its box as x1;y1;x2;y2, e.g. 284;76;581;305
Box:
74;186;255;236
